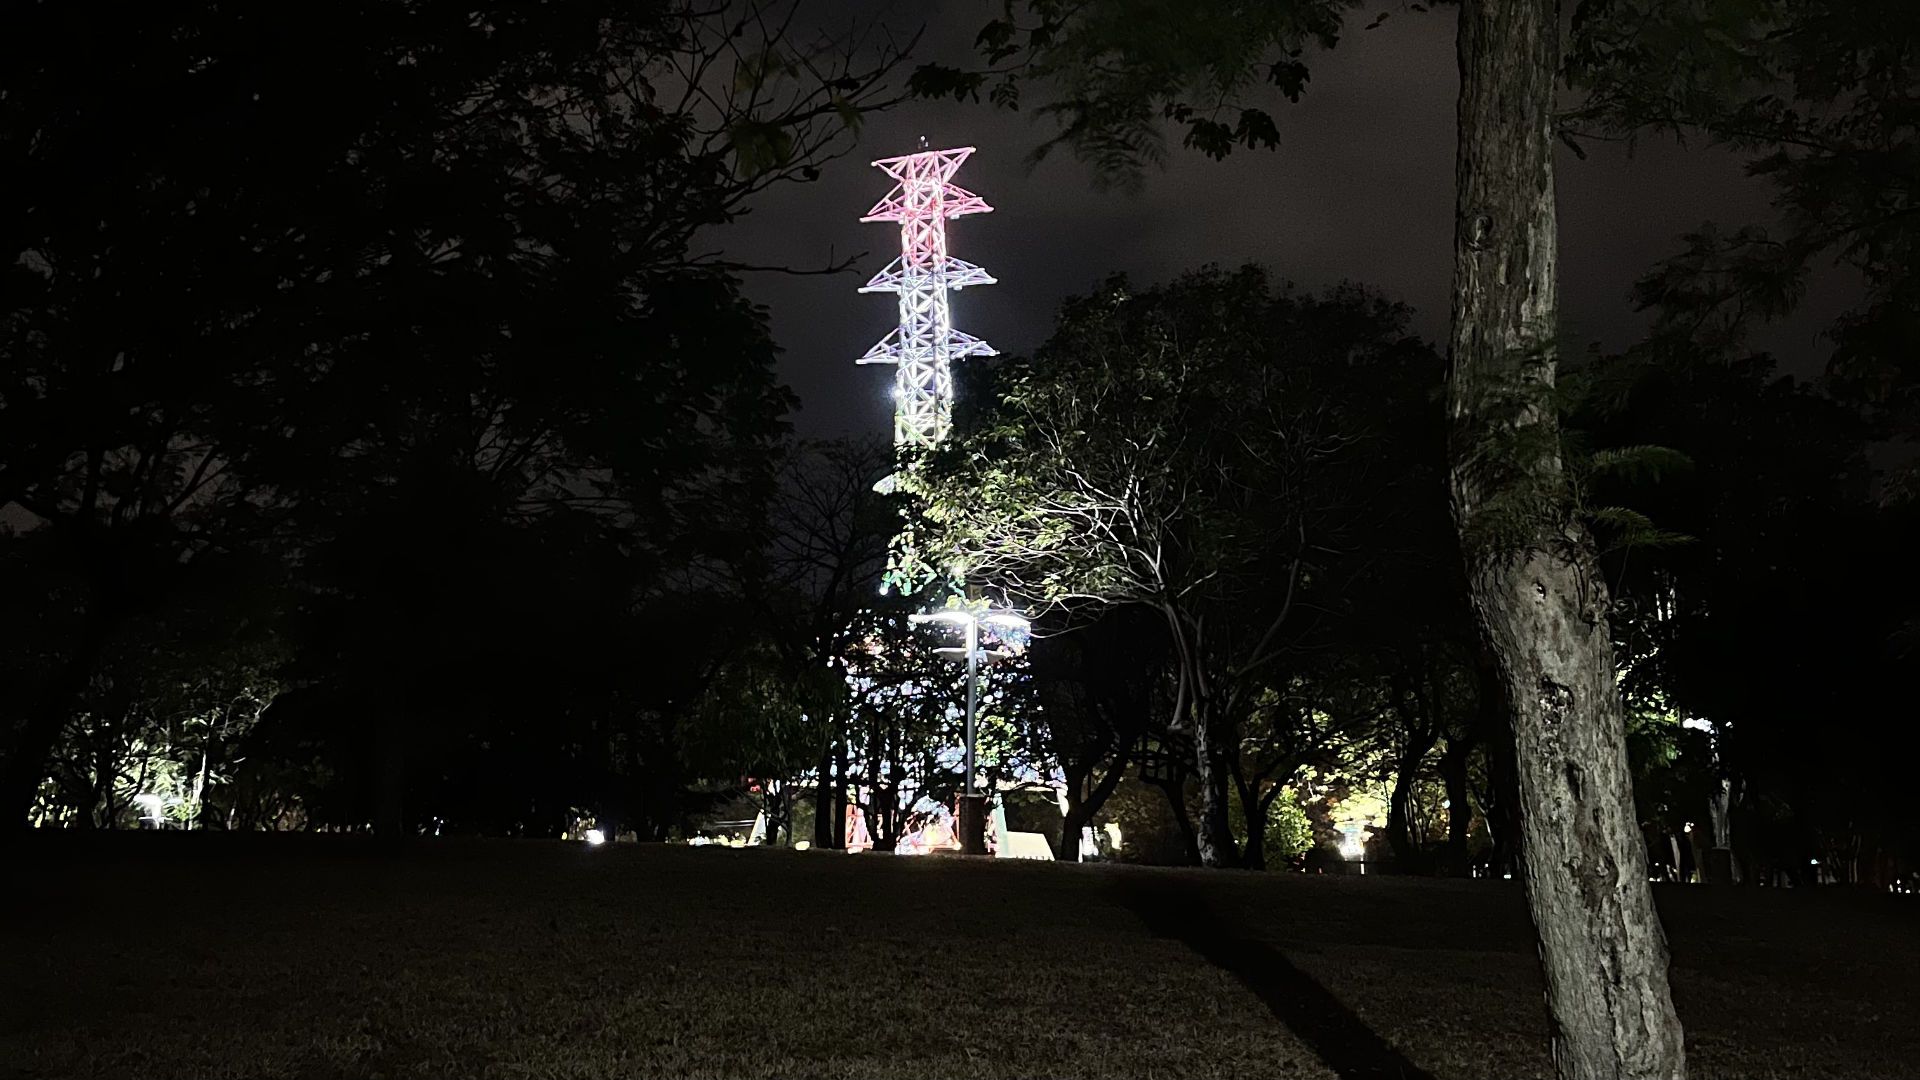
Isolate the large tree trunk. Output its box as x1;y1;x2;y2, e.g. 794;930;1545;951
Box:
1163;610;1238;868
1448;0;1686;1075
1190;708;1240;868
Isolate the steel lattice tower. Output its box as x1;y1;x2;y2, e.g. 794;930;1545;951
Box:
856;146;996;448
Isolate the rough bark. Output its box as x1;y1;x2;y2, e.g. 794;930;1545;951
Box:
1160;607;1239;869
1448;0;1687;1074
1190;720;1240;869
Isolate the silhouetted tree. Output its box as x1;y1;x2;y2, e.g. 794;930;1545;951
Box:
0;0;913;832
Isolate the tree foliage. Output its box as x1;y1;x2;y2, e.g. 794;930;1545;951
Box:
911;0;1355;188
917;265;1450;866
0;0;911;833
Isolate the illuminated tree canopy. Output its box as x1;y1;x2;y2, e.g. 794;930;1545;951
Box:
915;265;1448;866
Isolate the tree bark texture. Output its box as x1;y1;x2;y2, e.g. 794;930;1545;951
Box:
1161;607;1239;868
1449;0;1686;1075
1190;723;1240;869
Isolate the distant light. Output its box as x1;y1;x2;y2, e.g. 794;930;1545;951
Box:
1810;857;1820;866
583;829;606;846
133;794;167;828
1441;799;1451;810
794;841;811;851
1684;822;1695;832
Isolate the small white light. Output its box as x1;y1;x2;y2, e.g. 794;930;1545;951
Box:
794;841;811;851
583;829;606;846
1809;857;1820;866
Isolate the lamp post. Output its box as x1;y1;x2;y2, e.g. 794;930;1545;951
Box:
909;608;1030;855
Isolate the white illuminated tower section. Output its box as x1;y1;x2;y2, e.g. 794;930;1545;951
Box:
857;146;996;447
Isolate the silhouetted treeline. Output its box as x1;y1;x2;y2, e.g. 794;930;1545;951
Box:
3;3;1914;893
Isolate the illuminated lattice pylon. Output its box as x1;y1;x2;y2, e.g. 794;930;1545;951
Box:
856;146;996;448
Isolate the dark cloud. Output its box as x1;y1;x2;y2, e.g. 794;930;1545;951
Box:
718;4;1847;440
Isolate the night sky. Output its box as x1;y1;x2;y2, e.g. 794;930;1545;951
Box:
720;2;1851;440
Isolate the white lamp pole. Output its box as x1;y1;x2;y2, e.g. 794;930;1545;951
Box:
963;614;980;798
910;609;1030;854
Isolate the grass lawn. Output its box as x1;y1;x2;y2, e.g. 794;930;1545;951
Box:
3;838;1914;1079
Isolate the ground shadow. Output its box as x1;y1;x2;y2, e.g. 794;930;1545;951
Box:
1115;876;1438;1080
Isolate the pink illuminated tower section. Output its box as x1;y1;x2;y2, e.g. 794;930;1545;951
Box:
856;146;996;448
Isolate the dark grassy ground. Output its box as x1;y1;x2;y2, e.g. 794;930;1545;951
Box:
3;838;1914;1079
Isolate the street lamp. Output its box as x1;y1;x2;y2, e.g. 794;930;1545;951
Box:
909;608;1030;855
